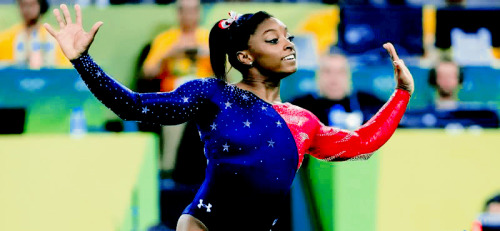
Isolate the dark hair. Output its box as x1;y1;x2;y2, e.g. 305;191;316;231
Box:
39;0;49;15
209;11;272;81
428;60;464;88
17;0;49;16
485;194;500;211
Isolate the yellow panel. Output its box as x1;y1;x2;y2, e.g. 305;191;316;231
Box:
0;134;154;231
377;130;500;231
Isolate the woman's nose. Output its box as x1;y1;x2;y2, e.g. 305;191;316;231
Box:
284;40;294;50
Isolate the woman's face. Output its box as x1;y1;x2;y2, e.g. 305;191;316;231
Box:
436;62;460;96
177;0;200;31
488;202;500;214
18;0;41;25
247;17;297;77
318;55;351;100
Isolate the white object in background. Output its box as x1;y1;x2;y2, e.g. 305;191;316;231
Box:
451;27;493;66
70;107;87;137
95;0;109;9
76;0;91;7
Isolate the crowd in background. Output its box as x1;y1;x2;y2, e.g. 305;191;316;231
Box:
1;0;499;230
2;0;500;6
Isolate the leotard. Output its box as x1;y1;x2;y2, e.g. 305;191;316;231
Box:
71;54;410;230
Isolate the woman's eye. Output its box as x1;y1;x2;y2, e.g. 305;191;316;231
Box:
287;36;295;42
266;39;279;44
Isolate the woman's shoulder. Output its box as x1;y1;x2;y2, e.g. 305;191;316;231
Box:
183;77;222;85
276;102;321;122
177;77;227;94
0;23;23;40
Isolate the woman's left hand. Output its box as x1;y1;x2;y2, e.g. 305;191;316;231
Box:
383;42;414;96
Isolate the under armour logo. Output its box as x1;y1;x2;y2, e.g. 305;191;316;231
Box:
197;199;212;212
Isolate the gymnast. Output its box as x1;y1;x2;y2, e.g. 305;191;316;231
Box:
44;5;414;231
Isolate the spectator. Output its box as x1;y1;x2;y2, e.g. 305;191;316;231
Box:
136;0;211;178
485;195;500;214
137;0;212;228
141;0;212;92
291;52;384;130
472;194;500;231
0;0;70;69
401;58;499;128
428;59;463;110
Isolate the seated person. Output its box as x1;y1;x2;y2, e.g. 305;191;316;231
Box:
291;52;384;130
473;194;500;231
401;59;499;128
136;0;212;228
0;0;70;69
430;58;463;111
136;0;211;182
140;0;212;92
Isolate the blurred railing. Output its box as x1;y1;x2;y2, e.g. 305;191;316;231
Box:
0;68;108;133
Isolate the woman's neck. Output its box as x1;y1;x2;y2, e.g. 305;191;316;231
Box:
236;75;282;105
24;19;40;34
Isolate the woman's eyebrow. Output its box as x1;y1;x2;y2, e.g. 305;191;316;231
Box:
262;27;288;35
263;29;277;35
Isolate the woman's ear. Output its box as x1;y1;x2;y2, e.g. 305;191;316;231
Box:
236;51;254;67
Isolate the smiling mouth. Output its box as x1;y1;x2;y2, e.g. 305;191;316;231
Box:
282;54;296;61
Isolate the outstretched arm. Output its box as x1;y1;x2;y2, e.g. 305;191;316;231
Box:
44;4;214;125
308;89;410;161
308;43;413;161
71;55;215;125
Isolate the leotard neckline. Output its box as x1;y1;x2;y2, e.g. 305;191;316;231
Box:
226;81;288;106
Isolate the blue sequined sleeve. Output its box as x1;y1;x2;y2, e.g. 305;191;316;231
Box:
71;54;216;125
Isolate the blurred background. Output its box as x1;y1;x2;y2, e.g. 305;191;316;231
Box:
0;0;499;230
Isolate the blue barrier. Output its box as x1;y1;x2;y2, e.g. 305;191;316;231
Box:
0;68;108;133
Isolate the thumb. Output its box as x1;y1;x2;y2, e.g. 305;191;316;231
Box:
393;61;402;76
43;23;57;38
88;21;103;39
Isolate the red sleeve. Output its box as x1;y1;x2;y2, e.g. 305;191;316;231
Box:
308;89;410;161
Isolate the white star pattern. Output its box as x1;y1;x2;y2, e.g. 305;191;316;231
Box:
182;96;189;103
268;139;275;148
96;72;101;77
243;120;252;128
224;101;232;109
142;106;149;114
276;121;282;127
223;143;230;152
242;94;249;100
210;122;217;130
261;106;267;111
197;199;212;212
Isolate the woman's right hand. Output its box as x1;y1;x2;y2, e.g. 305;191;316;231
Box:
43;4;103;60
383;42;415;96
